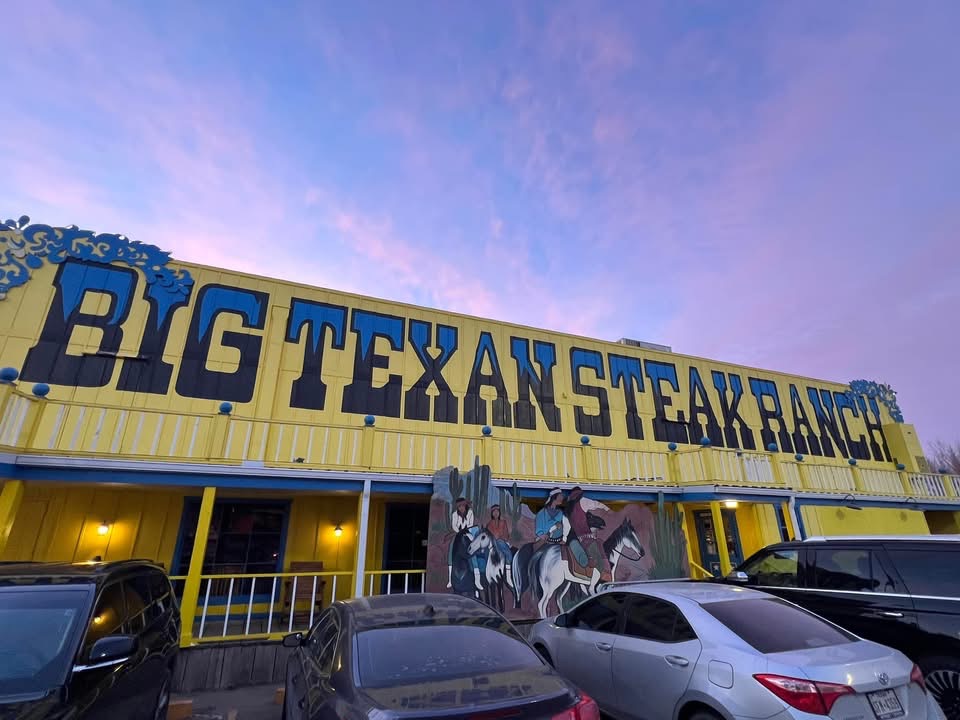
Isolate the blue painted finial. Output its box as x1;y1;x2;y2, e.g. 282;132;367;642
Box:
218;401;233;415
848;458;857;466
667;442;678;451
0;367;18;384
795;454;804;462
699;436;711;447
580;435;590;445
481;425;492;436
31;383;50;398
767;442;778;452
896;463;905;471
364;415;376;427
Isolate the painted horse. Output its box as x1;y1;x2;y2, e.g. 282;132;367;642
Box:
467;529;516;612
448;527;480;597
513;517;645;618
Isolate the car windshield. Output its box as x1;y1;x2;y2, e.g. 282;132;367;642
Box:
355;623;543;689
702;598;856;654
0;587;89;695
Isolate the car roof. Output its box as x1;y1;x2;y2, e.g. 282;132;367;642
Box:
342;592;507;631
602;581;770;605
0;559;165;585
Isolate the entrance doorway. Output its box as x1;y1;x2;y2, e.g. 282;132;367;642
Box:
381;502;429;593
694;509;744;577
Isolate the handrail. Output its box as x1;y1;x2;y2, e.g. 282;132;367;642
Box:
688;560;714;579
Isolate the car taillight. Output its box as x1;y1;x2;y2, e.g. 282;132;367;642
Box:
910;664;927;693
754;674;854;716
553;694;601;720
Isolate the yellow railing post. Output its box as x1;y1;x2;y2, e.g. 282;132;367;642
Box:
768;449;787;487
849;461;866;493
580;440;598;481
700;445;718;483
709;500;733;578
896;467;913;496
205;404;232;460
0;480;24;557
795;460;811;492
0;370;18;423
360;420;376;469
179;486;217;647
666;448;681;485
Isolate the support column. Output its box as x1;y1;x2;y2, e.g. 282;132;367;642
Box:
179;486;217;647
787;496;805;540
709;501;733;578
353;477;372;597
0;480;24;557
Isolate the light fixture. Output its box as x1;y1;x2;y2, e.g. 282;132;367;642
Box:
842;493;862;511
92;614;104;625
723;500;739;509
96;522;110;536
334;524;343;538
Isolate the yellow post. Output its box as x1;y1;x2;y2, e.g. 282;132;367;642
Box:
0;382;16;425
795;461;811;492
666;450;681;486
480;435;492;470
700;446;718;483
580;443;598;481
849;463;866;493
768;451;787;487
897;470;913;496
709;501;733;578
179;486;216;647
360;424;376;469
0;480;24;557
205;409;231;460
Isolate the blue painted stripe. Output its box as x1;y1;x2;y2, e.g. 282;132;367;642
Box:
680;492;789;504
795;496;960;511
371;481;431;495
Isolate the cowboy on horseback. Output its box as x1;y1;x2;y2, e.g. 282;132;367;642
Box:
446;497;482;591
564;486;613;584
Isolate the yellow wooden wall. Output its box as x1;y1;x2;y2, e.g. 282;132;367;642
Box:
0;482;183;566
801;505;930;536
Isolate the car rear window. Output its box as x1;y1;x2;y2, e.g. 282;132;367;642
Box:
702;598;856;654
355;623;543;688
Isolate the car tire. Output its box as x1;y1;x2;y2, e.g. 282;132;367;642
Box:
153;674;171;720
688;708;723;720
534;644;554;667
921;656;960;720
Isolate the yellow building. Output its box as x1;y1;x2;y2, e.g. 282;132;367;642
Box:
0;214;957;646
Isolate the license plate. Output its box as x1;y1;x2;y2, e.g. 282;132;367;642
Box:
868;689;904;720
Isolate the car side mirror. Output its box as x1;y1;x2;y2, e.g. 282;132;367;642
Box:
726;571;749;583
75;635;138;671
282;632;304;648
554;613;571;628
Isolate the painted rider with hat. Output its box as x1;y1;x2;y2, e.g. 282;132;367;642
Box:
564;486;612;584
446;497;482;590
534;488;566;544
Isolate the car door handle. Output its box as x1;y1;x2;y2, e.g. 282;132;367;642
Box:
878;611;904;618
298;699;306;710
595;642;613;652
665;655;690;668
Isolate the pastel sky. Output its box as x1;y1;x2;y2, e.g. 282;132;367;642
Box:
2;1;958;448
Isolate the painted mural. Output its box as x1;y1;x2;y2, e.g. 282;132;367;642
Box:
0;215;903;464
425;458;689;619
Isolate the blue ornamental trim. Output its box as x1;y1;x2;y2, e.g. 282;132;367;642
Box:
0;214;193;303
848;379;904;423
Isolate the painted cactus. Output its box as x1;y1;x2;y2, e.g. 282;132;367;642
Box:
649;492;687;579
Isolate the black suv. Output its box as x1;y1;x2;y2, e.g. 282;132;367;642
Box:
0;560;180;720
723;536;960;720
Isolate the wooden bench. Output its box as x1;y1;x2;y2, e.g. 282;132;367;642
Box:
282;562;327;623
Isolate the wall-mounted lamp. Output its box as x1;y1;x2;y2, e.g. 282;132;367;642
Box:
334;524;343;538
842;494;862;511
96;522;111;536
723;500;739;509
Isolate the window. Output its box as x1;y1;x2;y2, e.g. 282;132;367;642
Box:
812;549;897;592
355;624;542;689
571;593;625;633
887;549;960;597
703;598;856;654
307;611;340;675
175;500;287;577
0;588;88;695
123;578;150;634
741;549;800;587
623;596;696;643
84;583;126;654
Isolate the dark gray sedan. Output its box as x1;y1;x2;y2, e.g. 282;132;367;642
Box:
282;592;600;720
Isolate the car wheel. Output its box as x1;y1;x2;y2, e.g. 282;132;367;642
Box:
688;708;723;720
534;644;554;667
922;657;960;720
153;674;171;720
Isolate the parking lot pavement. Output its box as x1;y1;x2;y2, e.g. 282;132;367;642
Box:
171;683;281;720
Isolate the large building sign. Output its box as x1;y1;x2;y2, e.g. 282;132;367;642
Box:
0;216;903;461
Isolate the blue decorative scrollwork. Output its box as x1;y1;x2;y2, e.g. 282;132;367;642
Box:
0;215;193;304
848;379;904;423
